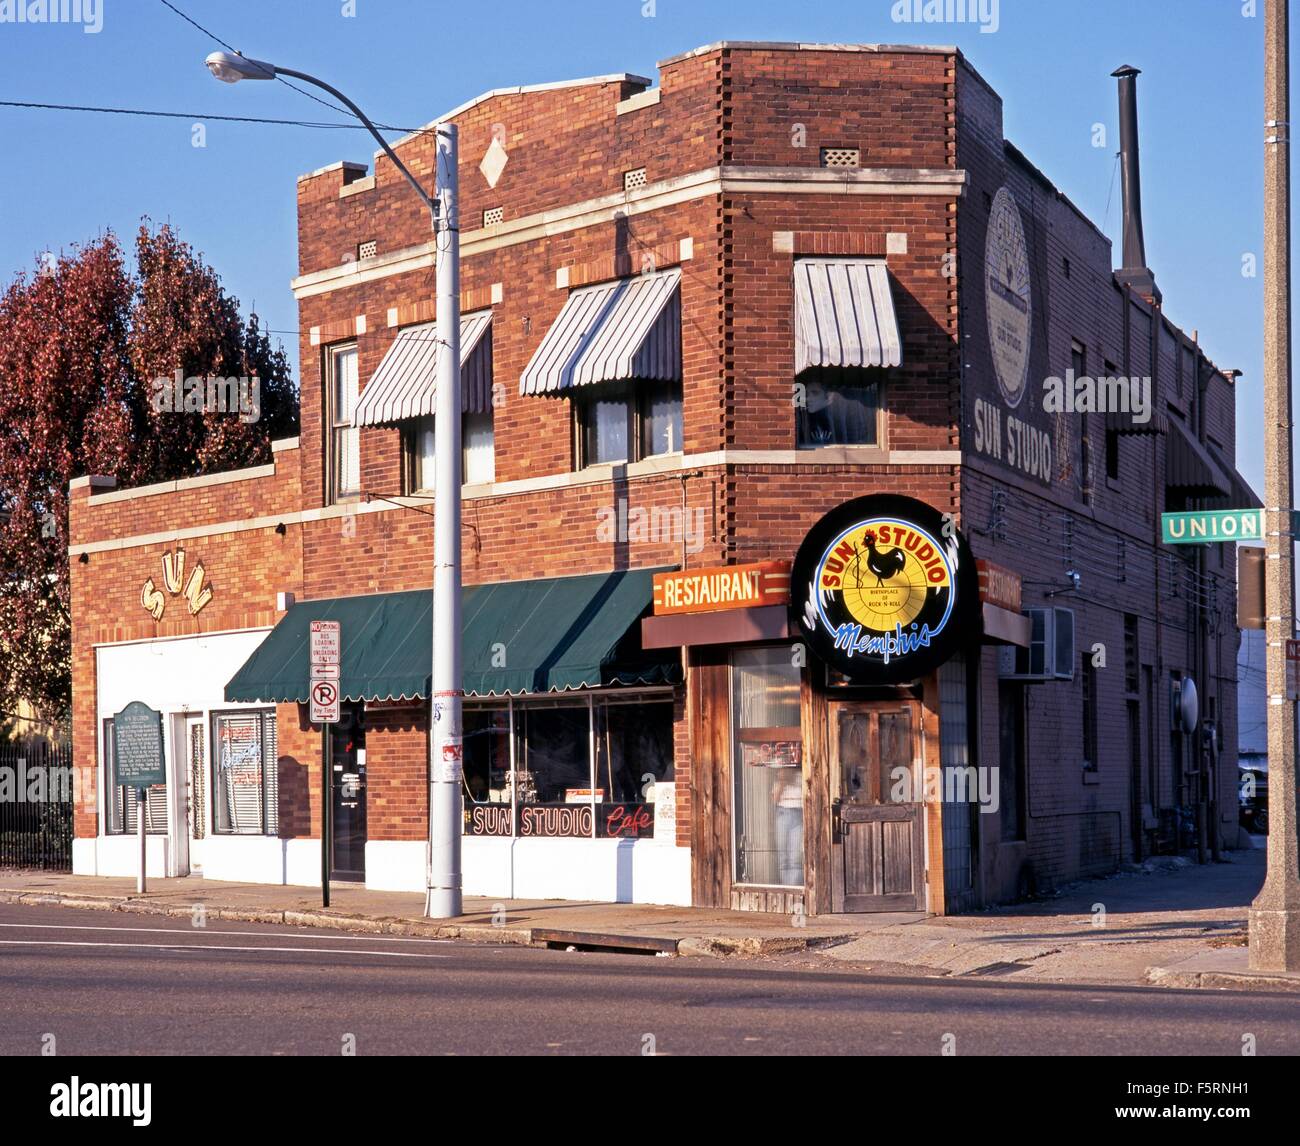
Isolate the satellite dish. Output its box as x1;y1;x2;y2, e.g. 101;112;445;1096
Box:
1178;677;1199;733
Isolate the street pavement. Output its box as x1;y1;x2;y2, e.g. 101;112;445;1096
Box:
2;901;1299;1056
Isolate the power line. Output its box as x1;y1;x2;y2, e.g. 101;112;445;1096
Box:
156;0;428;138
0;99;391;131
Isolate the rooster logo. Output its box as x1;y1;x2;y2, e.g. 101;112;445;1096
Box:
860;529;907;587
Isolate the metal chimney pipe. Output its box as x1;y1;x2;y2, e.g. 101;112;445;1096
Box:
1112;65;1161;302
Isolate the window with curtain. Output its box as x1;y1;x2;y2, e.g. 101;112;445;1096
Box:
402;411;496;492
104;718;168;836
329;345;360;501
463;411;495;484
796;370;881;448
731;648;804;887
577;382;682;468
211;710;279;835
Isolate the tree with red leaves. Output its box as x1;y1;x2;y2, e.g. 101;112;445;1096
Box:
0;223;298;732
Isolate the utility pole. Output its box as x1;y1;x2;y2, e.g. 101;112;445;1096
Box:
204;52;464;920
426;123;464;919
1251;0;1300;972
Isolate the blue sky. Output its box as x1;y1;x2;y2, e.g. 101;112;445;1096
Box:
0;0;1271;494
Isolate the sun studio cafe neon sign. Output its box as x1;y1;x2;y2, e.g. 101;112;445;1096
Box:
792;494;981;684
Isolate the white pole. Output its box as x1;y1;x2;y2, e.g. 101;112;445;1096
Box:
137;789;147;894
426;122;464;918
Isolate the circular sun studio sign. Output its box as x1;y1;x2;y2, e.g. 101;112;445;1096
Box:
984;186;1033;408
792;495;981;684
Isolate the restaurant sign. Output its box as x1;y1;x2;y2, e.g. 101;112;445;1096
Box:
792;494;980;684
976;559;1022;612
653;561;791;615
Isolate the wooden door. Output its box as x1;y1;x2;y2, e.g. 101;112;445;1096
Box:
830;701;924;912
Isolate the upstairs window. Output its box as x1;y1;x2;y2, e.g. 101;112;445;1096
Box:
402;411;497;493
518;267;682;471
327;344;360;502
797;370;881;447
577;381;681;467
793;259;899;450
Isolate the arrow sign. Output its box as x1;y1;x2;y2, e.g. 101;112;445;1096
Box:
1161;509;1265;545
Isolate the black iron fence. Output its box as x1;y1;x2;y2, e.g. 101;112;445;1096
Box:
0;740;73;871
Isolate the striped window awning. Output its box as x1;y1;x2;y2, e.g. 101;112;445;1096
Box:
794;258;902;374
519;267;681;396
354;310;493;427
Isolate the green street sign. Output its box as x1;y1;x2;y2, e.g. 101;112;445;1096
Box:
112;701;166;789
1161;509;1265;545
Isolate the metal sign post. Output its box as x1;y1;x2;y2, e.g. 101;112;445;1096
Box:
310;621;341;908
112;702;165;896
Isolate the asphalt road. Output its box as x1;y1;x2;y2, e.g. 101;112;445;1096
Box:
2;902;1298;1056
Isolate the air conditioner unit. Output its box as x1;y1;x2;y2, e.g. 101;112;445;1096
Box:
998;607;1076;681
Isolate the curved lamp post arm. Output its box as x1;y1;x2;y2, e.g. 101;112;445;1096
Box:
205;51;437;226
274;66;438;225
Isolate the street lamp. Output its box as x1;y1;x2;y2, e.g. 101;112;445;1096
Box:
206;50;464;919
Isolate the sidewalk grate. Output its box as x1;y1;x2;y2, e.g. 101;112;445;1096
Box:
532;928;677;956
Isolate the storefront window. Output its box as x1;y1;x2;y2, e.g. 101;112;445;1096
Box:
462;693;675;839
211;710;279;835
104;718;168;835
731;648;804;887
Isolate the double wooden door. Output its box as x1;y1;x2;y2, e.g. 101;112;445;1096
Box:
830;701;925;912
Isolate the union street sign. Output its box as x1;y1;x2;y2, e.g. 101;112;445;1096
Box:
1161;509;1265;545
112;701;166;789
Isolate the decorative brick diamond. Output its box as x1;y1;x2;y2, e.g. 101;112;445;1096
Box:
479;138;509;189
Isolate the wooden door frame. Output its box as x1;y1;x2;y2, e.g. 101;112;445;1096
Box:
827;697;926;913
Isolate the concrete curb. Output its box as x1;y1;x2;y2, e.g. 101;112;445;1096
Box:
0;889;535;946
1146;965;1300;993
0;887;830;956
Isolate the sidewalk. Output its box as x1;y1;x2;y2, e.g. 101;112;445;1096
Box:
0;842;1268;980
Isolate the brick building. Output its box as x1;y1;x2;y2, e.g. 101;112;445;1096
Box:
68;42;1256;914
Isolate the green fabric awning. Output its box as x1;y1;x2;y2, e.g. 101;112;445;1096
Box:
224;568;679;704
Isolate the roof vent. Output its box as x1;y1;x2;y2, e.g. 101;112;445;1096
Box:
820;147;860;168
483;206;504;227
624;167;647;191
357;240;377;260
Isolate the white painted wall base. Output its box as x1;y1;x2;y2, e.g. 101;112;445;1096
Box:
74;835;321;886
72;834;693;906
366;837;692;906
200;836;322;887
74;834;172;879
